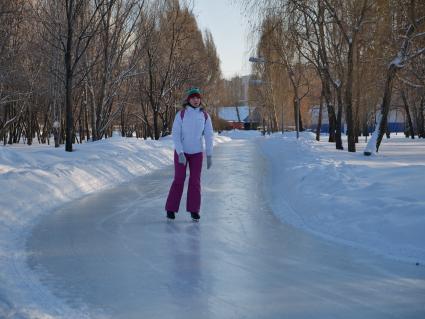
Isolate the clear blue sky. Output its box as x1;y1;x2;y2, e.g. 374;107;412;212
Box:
192;0;252;79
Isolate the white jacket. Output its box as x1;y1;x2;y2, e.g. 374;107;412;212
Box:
172;106;214;156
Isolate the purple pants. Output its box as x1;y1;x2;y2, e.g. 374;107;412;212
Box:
165;151;203;214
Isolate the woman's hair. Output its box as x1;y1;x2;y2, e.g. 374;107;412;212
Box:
182;87;204;109
182;100;203;108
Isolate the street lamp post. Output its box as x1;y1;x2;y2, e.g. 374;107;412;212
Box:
249;56;299;139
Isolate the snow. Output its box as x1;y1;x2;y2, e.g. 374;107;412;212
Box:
363;113;381;155
1;129;424;317
0;134;230;317
392;55;403;67
334;79;341;88
260;132;425;264
215;129;425;265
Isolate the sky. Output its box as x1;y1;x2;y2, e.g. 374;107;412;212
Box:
192;0;252;79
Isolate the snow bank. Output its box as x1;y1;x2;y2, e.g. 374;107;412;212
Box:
1;128;424;317
260;132;425;264
0;134;230;318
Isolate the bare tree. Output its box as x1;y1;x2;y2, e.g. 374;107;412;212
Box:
0;0;31;143
85;0;145;141
291;0;338;143
0;0;223;147
136;1;209;139
364;1;425;155
37;0;109;151
323;0;372;152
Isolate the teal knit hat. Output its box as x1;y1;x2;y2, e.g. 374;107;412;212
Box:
186;87;202;101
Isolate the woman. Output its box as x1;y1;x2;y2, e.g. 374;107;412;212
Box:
165;87;214;221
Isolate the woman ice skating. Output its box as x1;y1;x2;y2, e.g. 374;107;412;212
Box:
165;87;214;221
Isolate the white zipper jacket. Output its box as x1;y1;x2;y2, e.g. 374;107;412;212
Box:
172;106;214;156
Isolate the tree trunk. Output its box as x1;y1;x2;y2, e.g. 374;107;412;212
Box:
78;113;84;142
344;43;356;152
418;96;425;138
153;108;160;140
27;107;33;146
317;3;336;143
362;110;369;137
320;76;337;143
65;0;74;152
316;89;324;141
354;119;360;143
121;107;126;137
271;104;279;132
401;90;415;139
299;108;304;132
54;128;60;147
293;96;303;137
53;100;60;147
375;65;397;151
385;122;391;138
293;97;299;137
335;87;344;150
373;20;422;152
85;99;90;141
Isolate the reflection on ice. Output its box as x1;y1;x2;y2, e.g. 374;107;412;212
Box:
27;140;425;319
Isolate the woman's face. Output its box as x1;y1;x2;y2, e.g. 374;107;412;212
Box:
189;96;201;107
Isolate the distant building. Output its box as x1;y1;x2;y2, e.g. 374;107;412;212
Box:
378;108;405;132
218;106;260;130
309;105;332;133
366;108;405;133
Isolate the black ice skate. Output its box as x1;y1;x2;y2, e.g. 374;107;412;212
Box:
190;212;200;221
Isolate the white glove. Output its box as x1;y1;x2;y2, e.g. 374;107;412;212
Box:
178;152;186;165
207;156;212;169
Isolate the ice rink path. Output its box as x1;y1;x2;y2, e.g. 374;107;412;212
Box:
27;139;425;318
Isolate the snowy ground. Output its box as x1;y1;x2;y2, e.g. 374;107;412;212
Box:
0;135;230;317
257;132;425;264
0;130;424;317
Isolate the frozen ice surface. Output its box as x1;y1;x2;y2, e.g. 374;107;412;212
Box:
26;140;425;318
